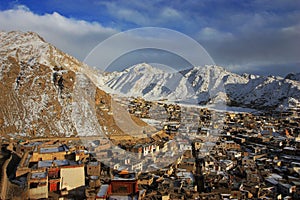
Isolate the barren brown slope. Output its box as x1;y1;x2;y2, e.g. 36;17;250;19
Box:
0;56;76;137
0;31;155;139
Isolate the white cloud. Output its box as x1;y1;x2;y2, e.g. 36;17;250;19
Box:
102;1;183;27
198;27;234;41
281;24;300;35
197;22;300;76
101;1;150;25
115;8;149;25
0;3;299;76
0;6;118;61
161;7;181;19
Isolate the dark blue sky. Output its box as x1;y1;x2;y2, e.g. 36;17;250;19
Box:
0;0;299;76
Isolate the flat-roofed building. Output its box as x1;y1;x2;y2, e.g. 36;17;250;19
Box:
31;144;70;162
28;170;48;199
60;164;85;191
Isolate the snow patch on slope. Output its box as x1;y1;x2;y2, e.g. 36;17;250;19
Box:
99;63;300;110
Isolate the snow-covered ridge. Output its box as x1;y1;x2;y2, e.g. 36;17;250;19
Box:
0;30;299;117
0;31;102;137
0;31;84;73
99;63;300;110
285;73;300;82
1;31;159;138
124;63;165;74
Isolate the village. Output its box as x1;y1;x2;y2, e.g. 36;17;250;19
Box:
0;97;300;200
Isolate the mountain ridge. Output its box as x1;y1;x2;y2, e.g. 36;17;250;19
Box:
99;63;300;110
0;30;299;139
0;31;152;138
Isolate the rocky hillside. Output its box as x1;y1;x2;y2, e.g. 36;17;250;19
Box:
285;73;300;82
1;30;298;139
99;63;300;110
0;31;151;138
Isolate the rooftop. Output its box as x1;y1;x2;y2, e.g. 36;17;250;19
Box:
39;144;69;153
97;184;109;197
31;171;47;179
113;171;136;181
88;161;99;166
23;141;43;147
38;159;69;168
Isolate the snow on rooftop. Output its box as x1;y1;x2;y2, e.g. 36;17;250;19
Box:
39;147;59;153
31;171;47;179
109;195;138;200
88;161;99;166
283;147;296;151
176;171;194;181
23;141;43;147
97;184;109;197
38;159;69;168
268;173;282;180
39;144;69;153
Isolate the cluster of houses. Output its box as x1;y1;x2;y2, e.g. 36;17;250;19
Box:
128;97;152;118
1;98;300;199
113;97;300;199
0;137;144;199
127;97;181;125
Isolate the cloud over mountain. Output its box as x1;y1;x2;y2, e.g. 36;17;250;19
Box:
0;5;117;61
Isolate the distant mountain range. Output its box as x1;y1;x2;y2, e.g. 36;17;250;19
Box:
99;63;300;110
0;31;299;138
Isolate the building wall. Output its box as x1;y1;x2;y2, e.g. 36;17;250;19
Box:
75;151;89;162
48;167;60;179
178;162;196;172
224;142;240;150
49;179;60;191
94;142;111;151
60;165;85;191
131;162;143;172
138;177;153;185
161;195;170;200
29;184;48;199
89;178;101;188
28;180;48;199
87;163;101;176
242;157;255;166
31;151;66;162
111;180;137;195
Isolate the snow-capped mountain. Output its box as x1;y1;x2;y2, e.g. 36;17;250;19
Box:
227;75;300;109
0;31;151;138
99;63;300;110
0;31;79;137
285;73;300;82
1;30;299;139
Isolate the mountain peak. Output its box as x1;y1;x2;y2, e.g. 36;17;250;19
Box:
125;63;165;74
181;65;232;78
0;31;46;45
101;62;300;110
285;72;300;82
0;30;151;138
0;31;50;65
0;30;83;72
195;65;227;72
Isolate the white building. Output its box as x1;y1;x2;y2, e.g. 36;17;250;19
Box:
60;165;85;191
